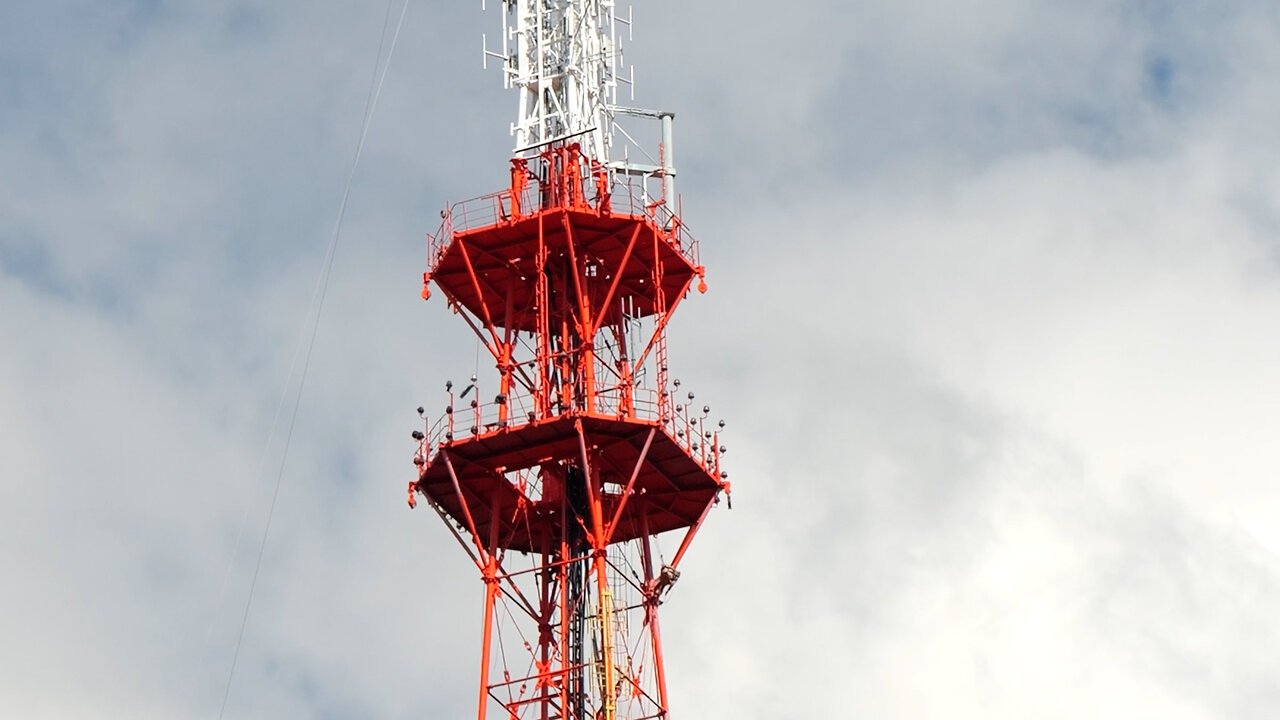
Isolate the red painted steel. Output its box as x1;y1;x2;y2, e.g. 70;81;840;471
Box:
411;143;727;720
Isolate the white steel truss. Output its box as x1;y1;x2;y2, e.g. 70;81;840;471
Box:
485;0;627;162
484;0;675;205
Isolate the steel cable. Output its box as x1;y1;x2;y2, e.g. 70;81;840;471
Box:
215;1;411;716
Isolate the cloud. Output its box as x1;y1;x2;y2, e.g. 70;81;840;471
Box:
4;1;1280;718
664;58;1280;720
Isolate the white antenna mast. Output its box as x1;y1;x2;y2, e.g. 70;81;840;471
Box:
483;0;675;201
490;0;620;161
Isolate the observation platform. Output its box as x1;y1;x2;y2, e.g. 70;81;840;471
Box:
425;173;702;333
415;413;721;553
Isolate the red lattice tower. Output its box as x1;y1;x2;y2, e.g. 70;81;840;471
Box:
407;4;730;719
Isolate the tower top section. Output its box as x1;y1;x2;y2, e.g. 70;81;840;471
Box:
411;7;724;719
484;1;666;172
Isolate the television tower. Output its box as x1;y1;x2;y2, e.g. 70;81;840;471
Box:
409;3;730;718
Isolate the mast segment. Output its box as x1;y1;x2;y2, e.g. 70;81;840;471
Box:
489;0;622;162
486;0;675;202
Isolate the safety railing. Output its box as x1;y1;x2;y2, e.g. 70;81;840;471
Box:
413;379;725;483
664;388;726;484
425;175;700;275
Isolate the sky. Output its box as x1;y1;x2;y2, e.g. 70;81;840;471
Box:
3;1;1280;718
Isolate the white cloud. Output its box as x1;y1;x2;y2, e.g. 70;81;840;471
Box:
4;1;1280;718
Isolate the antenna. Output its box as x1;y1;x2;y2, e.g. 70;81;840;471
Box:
481;0;670;199
479;0;620;160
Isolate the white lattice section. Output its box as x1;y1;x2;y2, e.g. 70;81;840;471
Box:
485;0;629;162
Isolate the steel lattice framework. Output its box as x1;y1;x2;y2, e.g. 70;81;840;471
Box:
410;5;728;719
489;0;621;162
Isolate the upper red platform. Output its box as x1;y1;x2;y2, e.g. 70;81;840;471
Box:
425;158;702;333
430;210;695;333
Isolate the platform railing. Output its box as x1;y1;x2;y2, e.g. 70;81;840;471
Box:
664;392;725;483
426;175;699;274
415;380;722;481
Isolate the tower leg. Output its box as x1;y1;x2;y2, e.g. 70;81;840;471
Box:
639;507;670;717
592;548;617;720
478;561;498;720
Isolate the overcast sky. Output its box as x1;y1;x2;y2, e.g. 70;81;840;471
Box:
4;1;1280;718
